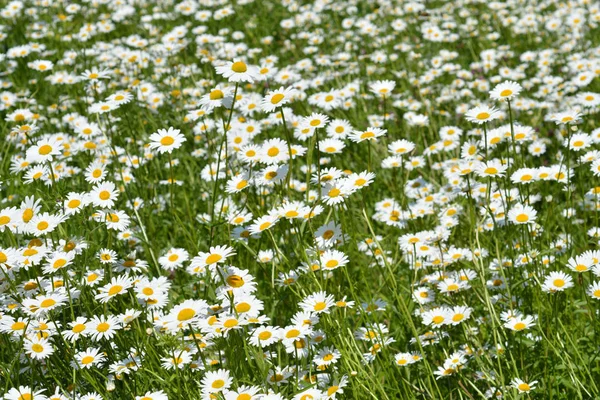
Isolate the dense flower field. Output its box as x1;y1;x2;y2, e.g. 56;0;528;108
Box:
1;0;600;398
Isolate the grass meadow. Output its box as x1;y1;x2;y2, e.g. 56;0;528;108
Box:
1;0;600;399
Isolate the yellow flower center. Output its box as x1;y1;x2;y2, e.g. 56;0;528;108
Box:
513;322;526;331
177;308;195;321
226;274;244;287
258;331;272;340
81;356;95;365
96;322;110;332
515;214;529;223
553;279;565;287
160;136;175;146
271;93;285;104
231;61;247;73
68;199;81;209
212;379;225;389
39;144;52;155
108;285;123;296
209;89;224;100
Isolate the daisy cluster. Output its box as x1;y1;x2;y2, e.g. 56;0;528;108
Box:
0;0;600;399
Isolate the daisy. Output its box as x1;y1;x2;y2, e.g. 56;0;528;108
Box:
489;81;522;101
578;92;600;108
260;138;290;165
63;317;89;341
81;68;111;81
551;110;582;125
300;291;335;314
421;307;451;327
158;248;189;271
26;138;63;164
0;207;18;232
89;101;118;114
508;204;537;225
63;192;88;215
220;267;257;293
135;391;168;400
202;369;232;393
541;271;574;293
28;60;54;72
465;105;500;124
84;161;107;184
97;248;118;264
248;215;279;235
215;60;259;83
23;165;49;184
199;85;234;110
324;376;348;399
148;127;186;154
191;245;235;270
4;386;47;400
568;133;591;151
250;325;280;347
95;276;133;303
320;250;349;270
475;160;507;178
74;347;106;369
87;315;121;341
161;350;192;370
89;181;119;208
348;127;387;143
6;108;34;123
302;113;330;129
226;173;251;194
314;347;341;367
447;306;473;325
511;378;537;393
319;138;345;154
169;299;208;326
28;212;64;236
504;314;535;332
326;119;353;139
346;171;375;190
588;282;600;300
261;86;297;112
25;292;68;316
370;80;396;97
24;336;54;360
107;91;133;105
321;182;351;206
388;139;416;156
103;210;130;232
